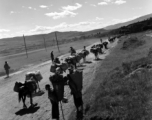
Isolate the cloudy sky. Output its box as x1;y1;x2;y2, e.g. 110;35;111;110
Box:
0;0;151;38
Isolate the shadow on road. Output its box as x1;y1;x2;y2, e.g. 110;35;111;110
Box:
4;76;10;79
85;61;92;64
15;105;40;116
78;64;86;67
27;90;45;98
94;58;102;61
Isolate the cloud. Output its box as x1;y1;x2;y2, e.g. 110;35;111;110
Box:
95;17;104;20
40;5;48;8
0;29;10;32
114;0;126;5
98;2;108;5
45;3;82;19
45;10;77;19
10;11;15;14
98;0;126;5
104;0;112;2
10;11;21;14
29;20;106;34
98;0;112;5
29;23;68;33
28;6;37;10
62;3;82;11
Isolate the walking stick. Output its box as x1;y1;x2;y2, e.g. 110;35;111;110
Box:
60;101;65;120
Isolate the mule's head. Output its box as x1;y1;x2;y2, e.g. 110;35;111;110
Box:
17;82;24;87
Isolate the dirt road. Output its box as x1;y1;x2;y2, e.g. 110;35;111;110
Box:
0;39;118;120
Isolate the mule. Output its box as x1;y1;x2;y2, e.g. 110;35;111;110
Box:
65;57;77;69
16;81;37;108
103;41;109;49
90;48;99;60
65;52;86;69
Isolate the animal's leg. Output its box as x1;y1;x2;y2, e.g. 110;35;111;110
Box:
22;95;27;109
37;82;41;92
75;63;77;69
29;93;34;107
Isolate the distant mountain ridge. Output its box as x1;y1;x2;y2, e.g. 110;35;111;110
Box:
1;13;152;41
104;13;152;30
0;28;106;42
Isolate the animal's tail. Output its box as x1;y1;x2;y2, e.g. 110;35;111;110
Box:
18;91;22;103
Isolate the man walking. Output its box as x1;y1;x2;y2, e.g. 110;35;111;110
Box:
4;61;10;78
50;51;54;62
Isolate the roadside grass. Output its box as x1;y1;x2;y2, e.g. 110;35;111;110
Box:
121;36;145;50
88;56;152;120
68;32;152;120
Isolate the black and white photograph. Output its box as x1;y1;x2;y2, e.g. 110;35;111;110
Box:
0;0;152;120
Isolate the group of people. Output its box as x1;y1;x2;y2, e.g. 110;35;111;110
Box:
46;67;83;120
46;46;86;120
51;46;88;64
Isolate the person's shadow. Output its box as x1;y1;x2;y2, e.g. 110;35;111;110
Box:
4;76;10;79
94;58;102;61
15;104;40;116
84;61;92;64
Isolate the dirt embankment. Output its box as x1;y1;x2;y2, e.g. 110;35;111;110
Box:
78;32;152;120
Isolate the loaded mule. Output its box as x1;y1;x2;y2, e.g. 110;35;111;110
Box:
25;71;43;92
64;52;87;69
90;44;102;60
13;78;37;108
50;57;69;73
108;36;116;43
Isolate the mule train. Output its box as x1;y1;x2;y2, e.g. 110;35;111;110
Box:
13;38;111;110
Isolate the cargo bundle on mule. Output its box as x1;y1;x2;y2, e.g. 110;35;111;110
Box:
25;70;43;92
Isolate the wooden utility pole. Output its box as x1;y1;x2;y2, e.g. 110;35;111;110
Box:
23;34;28;58
55;32;60;52
42;35;47;51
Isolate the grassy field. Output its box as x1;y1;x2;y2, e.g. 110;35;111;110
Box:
0;29;106;57
68;31;152;120
0;38;100;76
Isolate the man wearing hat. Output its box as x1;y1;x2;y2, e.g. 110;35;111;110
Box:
4;61;10;78
45;84;59;120
48;67;67;120
50;51;54;62
67;68;83;120
70;47;76;55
